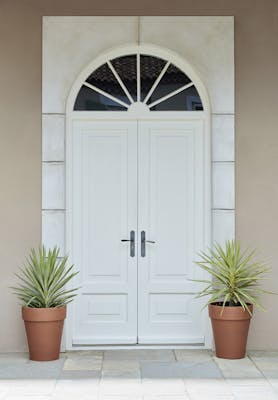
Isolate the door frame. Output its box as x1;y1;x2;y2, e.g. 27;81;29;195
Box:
65;44;212;350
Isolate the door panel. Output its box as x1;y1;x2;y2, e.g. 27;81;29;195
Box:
71;120;138;344
70;119;207;346
138;120;206;344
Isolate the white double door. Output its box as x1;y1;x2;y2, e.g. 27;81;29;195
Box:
71;118;207;345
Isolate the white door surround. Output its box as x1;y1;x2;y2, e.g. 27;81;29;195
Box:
42;17;235;350
65;45;211;349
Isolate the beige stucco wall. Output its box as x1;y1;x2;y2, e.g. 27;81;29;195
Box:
0;0;277;351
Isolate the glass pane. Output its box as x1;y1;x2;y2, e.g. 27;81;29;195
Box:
140;55;167;102
86;63;130;105
74;85;127;111
147;64;192;104
149;85;203;111
111;55;137;101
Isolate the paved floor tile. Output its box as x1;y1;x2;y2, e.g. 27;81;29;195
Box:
63;350;103;371
175;349;213;362
189;396;235;400
102;360;140;378
142;378;186;395
54;377;99;396
249;352;278;379
4;397;52;400
0;353;29;364
144;396;189;400
231;384;278;399
185;378;233;396
0;358;64;379
0;390;9;400
102;369;140;379
227;378;272;387
263;378;278;393
99;396;142;400
249;351;278;358
141;360;222;379
52;395;98;400
214;356;263;379
1;351;278;399
1;379;56;395
60;369;100;379
104;350;175;362
99;378;142;396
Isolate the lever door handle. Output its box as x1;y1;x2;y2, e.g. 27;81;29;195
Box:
121;230;135;257
141;231;155;257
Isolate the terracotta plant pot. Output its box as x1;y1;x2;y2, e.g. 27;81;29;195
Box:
22;306;66;361
209;303;253;359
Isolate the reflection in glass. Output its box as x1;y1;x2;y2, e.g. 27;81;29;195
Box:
74;85;127;111
140;55;167;102
73;54;203;112
86;63;130;104
147;64;192;104
150;85;203;111
111;55;137;101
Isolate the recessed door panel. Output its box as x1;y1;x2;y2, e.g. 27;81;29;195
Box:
71;120;137;344
138;120;206;344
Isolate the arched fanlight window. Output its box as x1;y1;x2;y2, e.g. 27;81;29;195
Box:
74;54;203;111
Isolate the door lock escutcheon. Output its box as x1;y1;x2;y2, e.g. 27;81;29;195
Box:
121;230;135;257
141;230;155;257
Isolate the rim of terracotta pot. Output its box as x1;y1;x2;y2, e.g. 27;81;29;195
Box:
209;303;253;321
22;306;66;322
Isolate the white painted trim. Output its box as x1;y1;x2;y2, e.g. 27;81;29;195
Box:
73;337;138;345
136;52;140;102
148;82;194;108
65;43;212;351
66;44;211;115
107;60;134;104
143;61;170;104
203;115;213;349
83;81;130;108
69;110;209;120
69;344;209;351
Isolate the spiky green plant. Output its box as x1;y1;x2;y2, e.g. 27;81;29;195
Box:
12;247;79;308
195;240;273;315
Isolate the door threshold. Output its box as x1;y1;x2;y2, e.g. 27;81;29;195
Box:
67;343;209;351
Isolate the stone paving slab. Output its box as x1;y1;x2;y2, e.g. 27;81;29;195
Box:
60;369;100;379
0;379;56;396
174;349;213;362
98;397;142;400
214;356;263;379
142;378;186;396
54;378;99;396
103;349;175;362
249;351;278;379
63;350;103;371
0;359;64;379
4;396;52;400
0;350;278;399
141;360;222;379
189;396;235;400
184;378;233;396
144;396;189;400
52;396;98;400
102;360;140;372
99;377;142;396
231;384;278;399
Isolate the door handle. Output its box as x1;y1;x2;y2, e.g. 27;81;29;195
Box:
121;230;135;257
141;231;156;257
